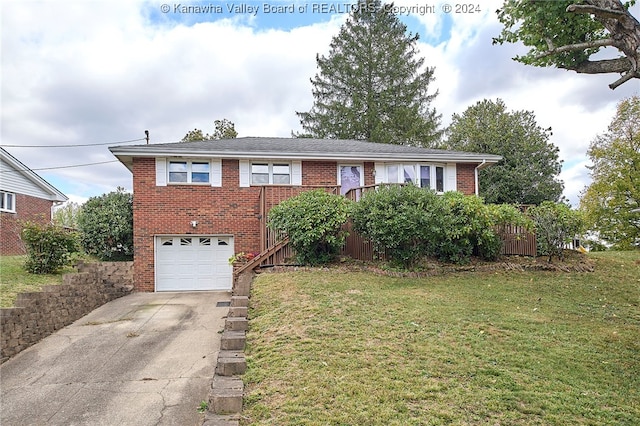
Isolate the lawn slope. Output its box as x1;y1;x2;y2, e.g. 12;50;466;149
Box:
243;252;640;425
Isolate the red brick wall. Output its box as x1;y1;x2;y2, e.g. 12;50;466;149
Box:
133;158;347;291
0;194;54;255
132;158;477;291
456;163;477;196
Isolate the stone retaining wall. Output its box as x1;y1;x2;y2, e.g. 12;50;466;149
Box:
0;262;133;363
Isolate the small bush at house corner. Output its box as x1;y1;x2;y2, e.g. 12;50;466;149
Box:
20;221;79;274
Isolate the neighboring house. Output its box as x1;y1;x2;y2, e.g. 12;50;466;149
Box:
0;147;68;255
110;137;501;292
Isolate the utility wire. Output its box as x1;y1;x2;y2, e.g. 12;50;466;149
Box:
0;160;120;173
1;137;146;148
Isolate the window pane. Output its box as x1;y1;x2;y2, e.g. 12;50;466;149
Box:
251;164;269;174
387;165;399;183
192;172;210;183
273;174;290;184
180;238;192;246
199;238;211;246
252;174;269;184
161;237;173;246
192;162;209;172
404;165;416;184
420;166;431;189
6;193;13;209
169;162;188;182
272;164;289;175
169;172;188;182
0;193;5;210
436;167;444;192
169;162;187;171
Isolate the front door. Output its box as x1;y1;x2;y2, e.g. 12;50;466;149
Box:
340;165;363;196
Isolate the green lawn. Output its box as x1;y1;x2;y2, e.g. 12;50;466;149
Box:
0;256;75;308
243;252;640;425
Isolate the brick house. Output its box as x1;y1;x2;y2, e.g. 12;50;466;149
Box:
0;147;68;255
110;137;501;292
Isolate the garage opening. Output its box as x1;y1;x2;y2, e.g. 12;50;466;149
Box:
155;235;234;291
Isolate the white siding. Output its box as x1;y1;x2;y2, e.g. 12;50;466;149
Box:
0;158;55;199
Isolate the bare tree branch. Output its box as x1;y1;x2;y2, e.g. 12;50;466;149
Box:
609;71;640;89
566;4;626;20
559;56;632;74
535;38;616;60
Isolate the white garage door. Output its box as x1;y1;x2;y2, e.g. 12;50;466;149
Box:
155;236;234;291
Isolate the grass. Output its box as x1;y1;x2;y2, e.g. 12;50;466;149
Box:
243;251;640;425
0;256;76;308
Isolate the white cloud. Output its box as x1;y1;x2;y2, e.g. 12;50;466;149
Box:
2;0;638;206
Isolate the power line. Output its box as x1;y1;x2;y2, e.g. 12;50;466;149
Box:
1;160;120;174
0;137;146;148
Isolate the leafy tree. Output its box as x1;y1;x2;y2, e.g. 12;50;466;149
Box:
494;0;640;90
529;202;584;261
580;96;640;249
296;0;442;146
53;201;82;229
181;118;238;141
267;190;352;265
77;187;133;261
445;99;564;205
21;222;78;274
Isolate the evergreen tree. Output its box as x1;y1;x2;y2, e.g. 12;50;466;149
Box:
296;0;441;146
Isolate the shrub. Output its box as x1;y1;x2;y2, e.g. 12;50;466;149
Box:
352;185;438;267
352;186;531;266
78;188;133;261
529;201;583;261
268;189;352;265
21;221;79;274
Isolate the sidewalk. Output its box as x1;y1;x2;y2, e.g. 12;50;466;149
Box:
0;291;231;426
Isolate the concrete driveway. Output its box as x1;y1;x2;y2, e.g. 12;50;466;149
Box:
0;291;231;426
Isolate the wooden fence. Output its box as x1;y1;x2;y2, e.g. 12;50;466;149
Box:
248;185;537;273
496;224;536;256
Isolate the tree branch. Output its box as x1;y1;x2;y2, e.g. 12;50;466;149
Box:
566;4;626;20
609;70;640;89
535;38;616;59
559;56;632;74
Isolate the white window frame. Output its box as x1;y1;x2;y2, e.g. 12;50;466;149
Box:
385;163;446;193
0;191;16;213
167;160;211;185
250;162;292;185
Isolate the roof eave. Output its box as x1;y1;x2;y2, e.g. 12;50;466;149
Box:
0;148;69;202
109;148;502;165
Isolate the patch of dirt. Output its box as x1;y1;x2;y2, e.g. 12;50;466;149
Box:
259;251;595;277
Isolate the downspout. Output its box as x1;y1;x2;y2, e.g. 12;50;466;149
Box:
474;160;487;196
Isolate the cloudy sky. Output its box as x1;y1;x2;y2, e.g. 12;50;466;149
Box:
2;0;638;207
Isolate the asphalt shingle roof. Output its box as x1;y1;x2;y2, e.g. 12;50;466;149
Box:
110;137;502;170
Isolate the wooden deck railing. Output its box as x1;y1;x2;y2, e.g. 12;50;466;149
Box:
233;237;292;280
